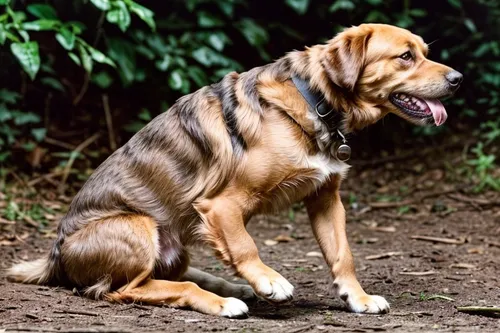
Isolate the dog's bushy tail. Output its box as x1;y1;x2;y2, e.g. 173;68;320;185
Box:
6;257;53;285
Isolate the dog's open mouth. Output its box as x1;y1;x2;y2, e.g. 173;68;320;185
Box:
389;93;448;126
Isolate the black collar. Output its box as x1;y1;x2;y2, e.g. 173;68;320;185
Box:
291;75;351;161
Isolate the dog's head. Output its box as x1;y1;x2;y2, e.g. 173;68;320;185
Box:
322;23;462;128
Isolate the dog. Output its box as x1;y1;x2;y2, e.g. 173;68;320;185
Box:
7;23;462;317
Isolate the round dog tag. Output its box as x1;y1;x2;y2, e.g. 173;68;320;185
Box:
336;144;351;161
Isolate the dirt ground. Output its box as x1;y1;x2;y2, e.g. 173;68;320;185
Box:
1;149;499;333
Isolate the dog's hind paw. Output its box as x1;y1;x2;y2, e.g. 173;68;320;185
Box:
219;297;249;318
345;294;390;314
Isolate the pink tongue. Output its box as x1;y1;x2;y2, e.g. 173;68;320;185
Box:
425;99;448;126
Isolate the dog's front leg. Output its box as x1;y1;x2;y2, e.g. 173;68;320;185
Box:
195;195;294;303
304;176;390;314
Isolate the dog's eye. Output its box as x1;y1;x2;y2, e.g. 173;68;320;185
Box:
399;51;413;61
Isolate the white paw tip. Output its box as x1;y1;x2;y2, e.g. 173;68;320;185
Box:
347;294;390;314
256;276;294;303
220;297;249;318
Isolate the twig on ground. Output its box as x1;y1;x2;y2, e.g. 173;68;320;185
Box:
53;309;99;317
426;294;455;302
391;311;434;317
72;73;90;106
28;171;64;187
411;235;466;245
58;133;100;194
44;137;77;151
456;306;500;317
0;217;15;225
365;251;403;260
102;94;117;151
448;193;500;209
484;240;500;248
367;226;397;233
399;271;437;276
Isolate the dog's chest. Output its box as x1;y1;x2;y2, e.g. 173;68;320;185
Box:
303;153;350;184
254;153;349;213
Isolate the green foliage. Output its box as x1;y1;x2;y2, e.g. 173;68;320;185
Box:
0;88;43;162
0;0;497;181
466;142;500;192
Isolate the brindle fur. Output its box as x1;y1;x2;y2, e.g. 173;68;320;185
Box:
7;24;460;317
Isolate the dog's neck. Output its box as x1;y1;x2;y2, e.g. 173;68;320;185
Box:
291;75;351;161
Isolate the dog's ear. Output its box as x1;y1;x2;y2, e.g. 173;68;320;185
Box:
322;27;372;92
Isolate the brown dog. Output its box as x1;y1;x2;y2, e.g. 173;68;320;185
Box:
7;24;462;317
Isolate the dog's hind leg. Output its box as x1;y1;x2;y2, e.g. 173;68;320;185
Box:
108;278;248;318
61;214;248;317
181;267;255;300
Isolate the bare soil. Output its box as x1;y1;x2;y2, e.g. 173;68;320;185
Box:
1;150;499;333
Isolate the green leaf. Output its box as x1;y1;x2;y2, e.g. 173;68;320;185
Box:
124;121;145;133
187;66;208;87
40;77;65;92
0;23;6;45
12;10;27;23
86;45;116;67
31;128;46;142
192;46;231;67
90;0;111;11
155;54;171;71
409;9;427;17
0;0;10;5
106;38;136;85
447;0;461;9
68;52;81;66
138;108;151;121
0;89;21;104
0;103;12;122
91;71;113;88
56;27;75;50
12;111;40;125
208;32;229;52
136;45;155;60
464;18;476;33
197;11;224;28
78;44;93;73
217;1;234;17
128;1;156;31
26;4;57;19
285;0;310;15
10;42;40;80
169;70;184;90
68;21;86;34
106;1;131;32
237;18;269;47
329;0;355;12
18;30;30;42
22;19;59;31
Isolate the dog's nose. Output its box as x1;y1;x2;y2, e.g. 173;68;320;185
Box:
445;70;463;87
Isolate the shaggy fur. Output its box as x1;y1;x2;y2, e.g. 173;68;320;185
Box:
7;24;461;317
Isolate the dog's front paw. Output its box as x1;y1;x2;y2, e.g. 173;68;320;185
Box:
344;293;390;314
219;297;249;318
254;275;294;303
